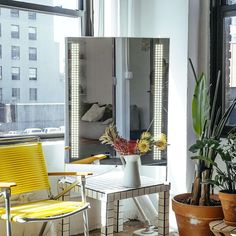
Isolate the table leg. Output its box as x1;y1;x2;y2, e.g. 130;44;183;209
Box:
101;200;115;236
158;190;169;236
114;200;124;232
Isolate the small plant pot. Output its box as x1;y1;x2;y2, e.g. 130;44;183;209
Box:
219;191;236;226
172;193;223;236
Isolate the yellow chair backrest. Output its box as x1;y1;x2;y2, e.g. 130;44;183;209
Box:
0;142;50;195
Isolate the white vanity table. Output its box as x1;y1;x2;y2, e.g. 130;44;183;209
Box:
62;165;170;236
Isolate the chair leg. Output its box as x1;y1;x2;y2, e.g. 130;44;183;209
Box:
38;222;47;236
83;210;89;236
3;188;12;236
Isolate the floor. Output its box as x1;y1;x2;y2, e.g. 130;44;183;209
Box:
77;220;178;236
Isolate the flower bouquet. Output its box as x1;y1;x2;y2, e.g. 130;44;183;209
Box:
99;123;167;187
99;123;167;156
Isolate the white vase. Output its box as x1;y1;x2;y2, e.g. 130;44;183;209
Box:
122;155;141;188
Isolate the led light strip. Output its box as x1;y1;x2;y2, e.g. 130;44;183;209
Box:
153;43;163;160
71;43;80;159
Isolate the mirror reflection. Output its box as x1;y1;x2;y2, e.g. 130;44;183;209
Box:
65;37;169;165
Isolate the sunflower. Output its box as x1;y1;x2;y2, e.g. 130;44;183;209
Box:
154;133;167;150
140;131;152;140
137;139;150;153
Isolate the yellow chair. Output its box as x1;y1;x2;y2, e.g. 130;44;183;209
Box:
0;138;92;236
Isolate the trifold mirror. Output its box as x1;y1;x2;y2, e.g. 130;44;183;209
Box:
65;37;169;166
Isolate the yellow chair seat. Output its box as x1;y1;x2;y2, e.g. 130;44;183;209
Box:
0;200;89;222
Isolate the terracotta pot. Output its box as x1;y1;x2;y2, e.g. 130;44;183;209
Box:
172;193;223;236
219;191;236;226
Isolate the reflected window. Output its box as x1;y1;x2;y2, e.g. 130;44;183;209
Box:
0;66;2;80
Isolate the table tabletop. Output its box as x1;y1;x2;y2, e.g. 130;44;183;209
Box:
66;169;169;195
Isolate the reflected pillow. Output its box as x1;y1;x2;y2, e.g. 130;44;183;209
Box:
81;104;105;122
102;118;113;125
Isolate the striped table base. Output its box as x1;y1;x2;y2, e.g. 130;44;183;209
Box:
209;220;236;236
64;170;170;236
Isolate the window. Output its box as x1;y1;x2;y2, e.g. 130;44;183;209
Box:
11;25;19;39
29;88;37;101
211;2;236;132
29;47;37;60
0;66;2;80
0;88;2;102
0;23;1;37
0;45;2;59
12;46;20;60
0;1;80;138
29;68;37;80
12;67;20;80
12;88;20;100
10;9;19;17
28;27;37;40
28;11;36;20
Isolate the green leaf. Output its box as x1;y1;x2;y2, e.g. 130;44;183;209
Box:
192;73;210;137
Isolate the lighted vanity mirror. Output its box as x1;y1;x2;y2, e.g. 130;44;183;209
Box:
65;37;169;166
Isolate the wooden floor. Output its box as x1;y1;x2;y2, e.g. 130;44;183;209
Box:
77;220;145;236
76;220;179;236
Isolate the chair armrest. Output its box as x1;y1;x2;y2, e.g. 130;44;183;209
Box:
0;182;16;188
48;172;92;176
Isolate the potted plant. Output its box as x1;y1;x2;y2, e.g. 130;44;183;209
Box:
172;60;236;236
190;132;236;226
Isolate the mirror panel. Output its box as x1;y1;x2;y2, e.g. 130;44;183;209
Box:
65;37;169;165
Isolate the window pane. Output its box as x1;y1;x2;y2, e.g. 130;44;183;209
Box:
29;88;37;101
12;67;20;80
28;27;36;40
29;47;37;60
28;11;36;20
11;25;19;39
12;46;20;60
224;16;236;125
0;88;2;102
11;9;19;17
0;66;2;80
228;0;236;4
0;3;80;136
29;67;37;80
12;88;20;100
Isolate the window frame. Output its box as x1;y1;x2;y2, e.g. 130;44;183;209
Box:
210;1;236;135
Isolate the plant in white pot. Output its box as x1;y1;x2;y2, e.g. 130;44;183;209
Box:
190;132;236;226
172;60;236;236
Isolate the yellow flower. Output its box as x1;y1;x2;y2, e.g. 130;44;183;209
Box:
154;133;167;151
140;131;152;140
138;139;150;153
